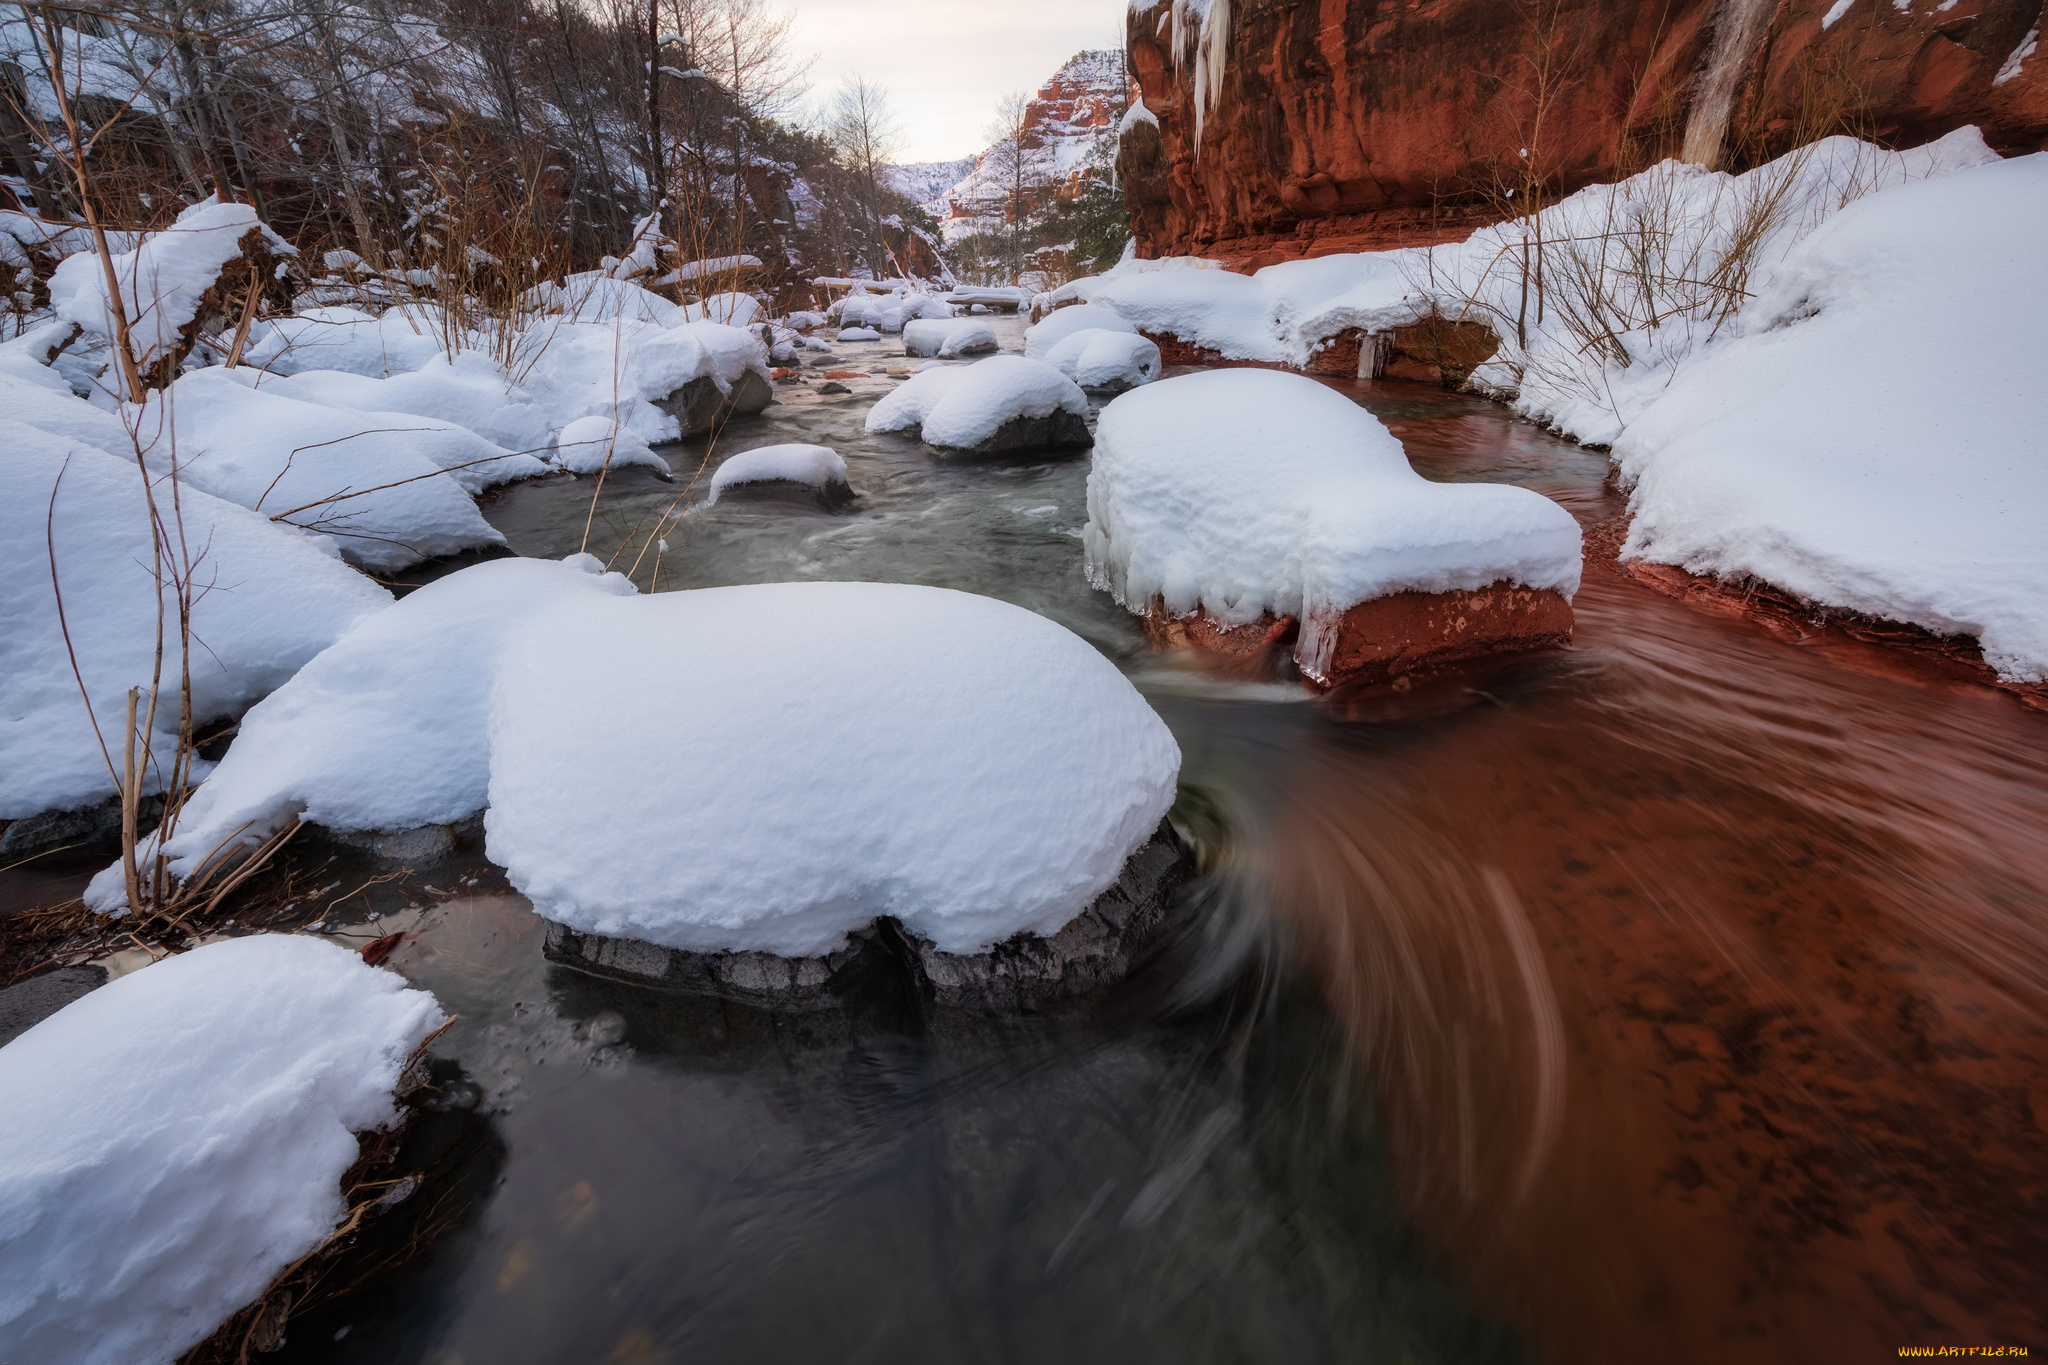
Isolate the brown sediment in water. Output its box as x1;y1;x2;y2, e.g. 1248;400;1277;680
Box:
1262;399;2048;1361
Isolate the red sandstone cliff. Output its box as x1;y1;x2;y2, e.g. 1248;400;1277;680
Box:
1119;0;2048;267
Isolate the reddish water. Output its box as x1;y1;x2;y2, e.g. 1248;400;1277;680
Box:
1277;384;2048;1360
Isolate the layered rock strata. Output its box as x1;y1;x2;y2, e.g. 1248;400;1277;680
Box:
1121;0;2048;267
540;822;1195;1014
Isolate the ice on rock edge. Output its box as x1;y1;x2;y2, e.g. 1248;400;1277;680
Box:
1;424;390;821
1084;369;1582;642
487;583;1181;957
87;555;635;909
0;936;443;1365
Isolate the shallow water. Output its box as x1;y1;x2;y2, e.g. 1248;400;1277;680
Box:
13;318;2048;1361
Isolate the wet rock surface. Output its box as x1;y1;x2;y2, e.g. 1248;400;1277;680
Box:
0;965;106;1046
926;408;1093;459
540;822;1196;1015
658;368;774;437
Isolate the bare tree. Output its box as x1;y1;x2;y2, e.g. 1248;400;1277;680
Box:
827;75;898;253
981;90;1034;282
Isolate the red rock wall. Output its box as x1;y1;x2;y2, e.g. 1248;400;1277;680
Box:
1119;0;2048;268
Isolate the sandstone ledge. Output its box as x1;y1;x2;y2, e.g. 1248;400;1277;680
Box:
1144;581;1573;690
540;822;1194;1014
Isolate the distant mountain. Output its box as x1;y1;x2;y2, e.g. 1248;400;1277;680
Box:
920;50;1128;243
880;158;976;206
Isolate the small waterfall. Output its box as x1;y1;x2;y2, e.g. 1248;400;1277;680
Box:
1680;0;1776;168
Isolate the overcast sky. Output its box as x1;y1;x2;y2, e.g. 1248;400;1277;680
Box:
783;0;1128;163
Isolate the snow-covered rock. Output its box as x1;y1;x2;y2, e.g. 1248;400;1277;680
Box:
94;556;634;905
511;318;770;443
902;318;999;359
1042;328;1160;392
1;424;389;821
1615;151;2048;682
837;326;882;343
680;291;760;328
261;353;554;455
0;935;443;1365
1086;369;1582;684
489;582;1180;957
708;443;850;506
524;273;682;327
131;367;511;569
1022;301;1136;358
865;355;1091;456
552;416;670;476
242;305;449;378
47;198;294;385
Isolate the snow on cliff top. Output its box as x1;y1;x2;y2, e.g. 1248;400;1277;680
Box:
487;582;1180;956
0;935;443;1365
1615;151;2048;681
1;424;389;821
1085;369;1582;633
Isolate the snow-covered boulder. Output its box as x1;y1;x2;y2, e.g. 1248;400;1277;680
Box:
1042;328;1161;393
47;198;295;388
552;416;671;476
1022;302;1136;359
512;318;771;442
89;556;635;908
262;352;554;455
681;291;760;328
0;935;443;1365
1614;150;2048;682
708;443;850;508
785;310;829;330
865;355;1091;457
491;583;1182;975
1;424;390;822
242;305;450;378
902;318;999;359
837;326;882;343
132;368;512;570
525;273;683;327
1086;369;1582;688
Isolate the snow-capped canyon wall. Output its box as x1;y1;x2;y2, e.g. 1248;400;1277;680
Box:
1119;0;2048;267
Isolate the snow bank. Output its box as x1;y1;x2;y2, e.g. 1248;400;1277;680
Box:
1042;328;1161;391
0;935;442;1365
132;368;507;570
553;416;670;476
1023;302;1136;358
865;355;1088;451
681;291;761;328
526;274;682;327
1086;370;1582;639
260;352;553;455
488;582;1180;956
104;557;635;900
902;318;999;358
243;305;448;378
0;367;130;454
510;318;769;445
1;425;389;821
708;443;847;501
47;199;293;383
1615;151;2048;681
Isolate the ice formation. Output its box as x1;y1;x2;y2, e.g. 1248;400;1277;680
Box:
0;935;443;1365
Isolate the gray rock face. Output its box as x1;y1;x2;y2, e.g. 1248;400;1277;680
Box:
0;794;163;862
658;367;774;437
712;477;854;512
0;966;107;1046
926;408;1092;459
541;822;1194;1015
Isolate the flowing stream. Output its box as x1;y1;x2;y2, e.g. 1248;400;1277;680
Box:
11;317;2047;1362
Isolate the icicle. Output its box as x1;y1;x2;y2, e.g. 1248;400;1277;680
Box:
1162;0;1231;156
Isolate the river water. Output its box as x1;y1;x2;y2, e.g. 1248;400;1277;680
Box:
16;318;2048;1361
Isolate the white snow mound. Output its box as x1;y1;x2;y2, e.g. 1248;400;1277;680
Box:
1042;328;1161;391
1085;370;1582;639
1023;302;1136;358
553;416;670;476
487;582;1181;956
0;935;443;1365
1615;151;2048;681
709;444;848;501
1;425;389;821
902;318;998;358
865;355;1087;450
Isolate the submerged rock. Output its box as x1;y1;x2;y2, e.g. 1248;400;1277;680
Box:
540;822;1195;1014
